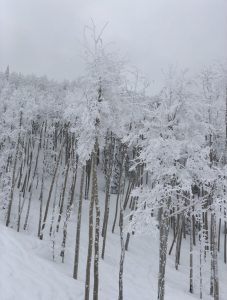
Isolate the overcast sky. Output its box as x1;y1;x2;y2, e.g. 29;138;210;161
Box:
1;0;227;87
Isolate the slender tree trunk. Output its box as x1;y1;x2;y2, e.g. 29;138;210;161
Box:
224;219;227;264
112;150;124;233
93;140;100;300
56;158;70;232
85;158;95;300
101;135;114;259
211;211;219;300
17;192;22;232
192;205;196;246
40;142;64;240
73;166;85;278
175;214;183;270
38;172;44;237
158;209;169;300
189;210;193;293
61;156;78;262
123;180;134;210
118;153;126;300
85;159;91;200
49;173;59;237
118;192;125;300
125;196;136;251
218;209;221;252
224;88;227;264
6;132;21;227
199;210;203;299
24;130;42;230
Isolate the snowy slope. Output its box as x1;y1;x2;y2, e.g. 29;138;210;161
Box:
0;225;84;300
1;190;227;300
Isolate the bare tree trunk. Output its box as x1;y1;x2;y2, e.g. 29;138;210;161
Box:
40;142;64;240
224;86;227;263
85;159;91;200
101;134;114;259
192;206;196;246
168;215;179;256
204;211;209;257
24;128;43;230
189;210;193;294
175;214;183;270
61;156;78;262
199;211;203;299
125;196;136;251
17;192;22;232
224;217;227;264
217;208;221;252
38;172;44;237
73;166;85;278
49;172;59;237
211;211;219;300
84;158;95;300
123;180;134;211
118;153;126;300
56;158;70;232
118;193;125;300
158;209;169;300
112;149;124;233
93;140;100;300
6;131;21;227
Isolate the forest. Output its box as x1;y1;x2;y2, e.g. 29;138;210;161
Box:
1;19;227;300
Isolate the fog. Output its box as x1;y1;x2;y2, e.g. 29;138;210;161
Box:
1;0;227;86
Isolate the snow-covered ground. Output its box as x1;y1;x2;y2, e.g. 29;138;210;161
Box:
0;224;84;300
1;186;227;300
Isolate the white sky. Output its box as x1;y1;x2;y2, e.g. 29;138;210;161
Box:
0;0;227;86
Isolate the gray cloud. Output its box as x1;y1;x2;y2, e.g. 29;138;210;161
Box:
1;0;226;86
